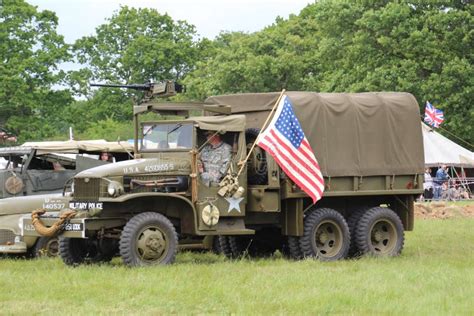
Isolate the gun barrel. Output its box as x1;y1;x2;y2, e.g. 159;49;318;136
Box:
90;83;150;91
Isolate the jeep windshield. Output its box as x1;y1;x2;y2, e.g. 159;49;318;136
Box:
141;122;193;151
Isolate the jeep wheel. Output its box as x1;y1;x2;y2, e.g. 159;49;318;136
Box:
299;208;350;261
59;237;111;266
34;236;59;257
354;207;404;257
120;212;178;267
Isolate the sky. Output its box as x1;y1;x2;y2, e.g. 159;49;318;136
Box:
29;0;314;43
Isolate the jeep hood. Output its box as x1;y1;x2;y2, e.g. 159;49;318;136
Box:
0;194;66;216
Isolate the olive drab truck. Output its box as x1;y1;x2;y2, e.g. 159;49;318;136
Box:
21;82;425;266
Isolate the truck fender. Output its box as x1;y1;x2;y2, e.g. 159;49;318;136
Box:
106;193;198;235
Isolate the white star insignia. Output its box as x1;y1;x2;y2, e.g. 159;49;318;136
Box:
225;197;244;213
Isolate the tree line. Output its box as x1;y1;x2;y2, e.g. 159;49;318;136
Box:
0;0;472;148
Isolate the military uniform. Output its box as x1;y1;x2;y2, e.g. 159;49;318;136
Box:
200;141;232;186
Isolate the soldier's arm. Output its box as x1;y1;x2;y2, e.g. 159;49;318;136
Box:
218;145;232;176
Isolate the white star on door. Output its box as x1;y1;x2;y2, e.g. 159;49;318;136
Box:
225;197;244;213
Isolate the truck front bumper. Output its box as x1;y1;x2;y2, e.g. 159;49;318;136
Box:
21;216;126;239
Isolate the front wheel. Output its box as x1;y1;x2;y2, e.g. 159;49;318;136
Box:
120;212;178;267
299;208;350;261
34;236;59;258
354;207;404;257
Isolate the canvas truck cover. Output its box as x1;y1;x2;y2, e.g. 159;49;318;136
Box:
206;92;424;177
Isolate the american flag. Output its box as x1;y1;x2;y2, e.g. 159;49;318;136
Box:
424;101;444;128
256;95;324;203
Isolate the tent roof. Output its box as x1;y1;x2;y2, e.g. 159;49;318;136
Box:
422;123;474;167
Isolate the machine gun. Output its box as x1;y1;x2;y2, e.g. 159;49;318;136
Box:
90;81;184;100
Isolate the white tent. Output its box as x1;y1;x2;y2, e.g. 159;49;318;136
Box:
422;123;474;167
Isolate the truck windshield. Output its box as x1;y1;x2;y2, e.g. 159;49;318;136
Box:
141;123;193;151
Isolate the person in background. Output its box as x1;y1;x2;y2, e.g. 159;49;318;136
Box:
100;152;113;163
423;167;433;201
433;165;449;200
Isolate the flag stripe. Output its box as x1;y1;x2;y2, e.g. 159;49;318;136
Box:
261;135;322;195
260;135;323;198
259;140;321;201
267;130;324;186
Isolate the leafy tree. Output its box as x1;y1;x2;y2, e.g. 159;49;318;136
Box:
76;118;134;141
66;6;201;141
185;1;473;146
73;6;198;87
0;0;72;143
184;14;319;100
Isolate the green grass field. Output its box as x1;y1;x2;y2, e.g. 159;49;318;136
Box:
1;218;473;314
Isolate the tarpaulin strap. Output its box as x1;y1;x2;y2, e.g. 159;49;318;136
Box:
31;209;77;237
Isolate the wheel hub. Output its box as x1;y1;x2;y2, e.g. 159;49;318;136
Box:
373;230;383;242
137;227;167;261
318;232;329;244
145;233;165;252
370;220;397;254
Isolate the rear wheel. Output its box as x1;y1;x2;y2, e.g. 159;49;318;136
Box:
299;208;350;261
354;207;404;257
34;236;59;258
120;212;178;267
346;207;369;257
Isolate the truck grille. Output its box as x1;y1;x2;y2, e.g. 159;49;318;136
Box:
0;229;15;245
74;178;101;200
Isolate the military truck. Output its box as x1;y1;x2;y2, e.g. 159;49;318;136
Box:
0;140;133;257
22;84;424;266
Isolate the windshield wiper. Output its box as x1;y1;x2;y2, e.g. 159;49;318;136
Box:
167;123;183;135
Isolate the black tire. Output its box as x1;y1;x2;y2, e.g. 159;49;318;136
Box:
120;212;178;267
34;236;59;258
346;207;369;257
354;207;404;257
299;208;350;261
245;128;267;185
287;236;304;260
218;236;238;259
211;236;222;254
229;236;246;257
59;237;111;266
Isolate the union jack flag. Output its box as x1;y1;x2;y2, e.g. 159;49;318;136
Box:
256;95;324;203
424;101;444;128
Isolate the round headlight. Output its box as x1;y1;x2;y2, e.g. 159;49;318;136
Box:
107;181;123;197
107;185;116;196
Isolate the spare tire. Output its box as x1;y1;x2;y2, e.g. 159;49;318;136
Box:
245;128;267;185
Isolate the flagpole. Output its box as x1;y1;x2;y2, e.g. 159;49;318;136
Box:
237;89;286;177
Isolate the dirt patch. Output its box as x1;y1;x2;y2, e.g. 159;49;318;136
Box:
415;202;474;219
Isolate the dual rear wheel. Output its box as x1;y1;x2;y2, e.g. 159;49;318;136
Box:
286;206;404;261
